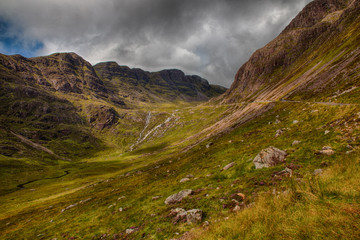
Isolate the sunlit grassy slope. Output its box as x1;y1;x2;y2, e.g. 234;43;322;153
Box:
1;98;360;239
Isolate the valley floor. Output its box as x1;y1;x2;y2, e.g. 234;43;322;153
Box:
1;100;360;239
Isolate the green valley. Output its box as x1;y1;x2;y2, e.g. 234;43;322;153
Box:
1;0;360;239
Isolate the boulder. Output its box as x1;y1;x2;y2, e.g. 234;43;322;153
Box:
170;208;187;223
253;146;287;169
165;189;193;205
222;162;236;171
186;209;203;224
170;208;203;224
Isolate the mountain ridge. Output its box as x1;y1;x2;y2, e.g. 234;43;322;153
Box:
220;0;359;104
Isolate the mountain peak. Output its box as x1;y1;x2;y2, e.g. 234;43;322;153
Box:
283;0;349;32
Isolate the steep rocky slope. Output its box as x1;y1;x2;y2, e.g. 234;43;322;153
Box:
94;61;226;103
186;0;360;152
0;52;225;160
221;0;360;103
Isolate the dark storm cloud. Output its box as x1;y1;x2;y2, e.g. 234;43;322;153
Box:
0;0;311;87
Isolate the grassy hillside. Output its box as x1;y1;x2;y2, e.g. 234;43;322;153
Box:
1;0;360;239
1;99;360;239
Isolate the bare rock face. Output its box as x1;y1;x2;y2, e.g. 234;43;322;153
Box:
220;0;355;103
164;189;193;205
86;105;119;130
253;146;287;169
0;52;107;94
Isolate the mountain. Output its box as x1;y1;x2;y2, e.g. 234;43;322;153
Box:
0;52;226;160
94;61;226;103
221;0;360;104
1;0;360;239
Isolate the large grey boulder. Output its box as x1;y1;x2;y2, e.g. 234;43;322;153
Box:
253;146;287;169
165;189;193;205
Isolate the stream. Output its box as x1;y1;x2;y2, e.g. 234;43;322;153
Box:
17;170;70;189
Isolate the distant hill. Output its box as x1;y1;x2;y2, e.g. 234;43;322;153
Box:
94;61;226;103
0;52;226;160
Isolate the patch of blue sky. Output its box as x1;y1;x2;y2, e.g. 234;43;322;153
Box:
0;18;43;57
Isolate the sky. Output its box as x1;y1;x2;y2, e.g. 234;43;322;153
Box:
0;0;311;87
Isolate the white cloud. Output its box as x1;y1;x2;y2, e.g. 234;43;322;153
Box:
0;0;311;87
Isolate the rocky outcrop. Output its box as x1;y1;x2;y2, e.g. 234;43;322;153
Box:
164;189;193;205
94;62;226;102
169;208;203;224
220;0;360;103
86;105;119;130
0;52;107;94
253;146;287;169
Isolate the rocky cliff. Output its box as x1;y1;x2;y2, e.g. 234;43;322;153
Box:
94;61;226;102
221;0;360;103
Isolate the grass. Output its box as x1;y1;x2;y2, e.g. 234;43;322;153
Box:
190;152;360;240
1;5;360;239
1;99;360;239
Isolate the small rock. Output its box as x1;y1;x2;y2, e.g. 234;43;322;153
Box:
152;196;161;200
324;130;330;135
253;146;287;169
233;205;241;212
180;178;190;183
274;167;293;177
61;203;78;212
206;142;213;148
275;119;281;124
118;196;126;200
293;120;299;124
275;129;283;137
313;169;323;176
223;162;236;171
292;140;301;146
165;189;193;205
319;146;335;155
186;174;194;178
125;228;135;234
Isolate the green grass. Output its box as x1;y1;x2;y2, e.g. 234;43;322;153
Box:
1;99;360;239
